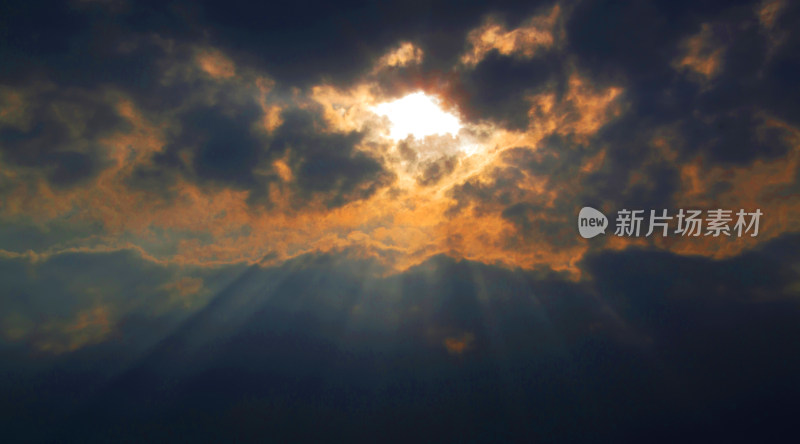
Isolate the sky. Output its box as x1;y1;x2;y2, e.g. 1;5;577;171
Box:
1;0;800;441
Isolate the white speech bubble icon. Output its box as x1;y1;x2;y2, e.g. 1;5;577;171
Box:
578;207;608;239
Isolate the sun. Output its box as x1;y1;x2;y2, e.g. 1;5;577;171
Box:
372;92;462;140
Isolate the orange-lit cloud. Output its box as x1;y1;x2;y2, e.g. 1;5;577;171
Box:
1;9;796;297
665;116;800;258
0;60;625;280
374;42;424;71
758;0;786;30
757;0;789;56
160;276;207;309
196;48;236;79
461;5;560;66
674;23;725;81
443;332;475;355
33;306;113;354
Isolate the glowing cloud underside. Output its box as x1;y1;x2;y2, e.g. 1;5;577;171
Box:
373;92;462;140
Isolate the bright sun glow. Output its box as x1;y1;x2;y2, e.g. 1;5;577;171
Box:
373;92;462;140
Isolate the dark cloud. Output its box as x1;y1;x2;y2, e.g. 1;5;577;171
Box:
0;88;127;187
0;250;241;347
192;0;558;87
449;141;599;245
456;50;563;130
0;249;247;442
0;0;556;91
566;0;800;166
0;1;183;92
567;0;694;86
680;108;794;164
131;104;394;208
417;155;457;186
1;234;798;442
160;102;266;190
268;108;395;208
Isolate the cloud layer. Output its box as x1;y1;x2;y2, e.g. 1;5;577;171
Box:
1;0;800;441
